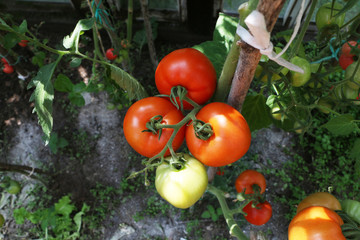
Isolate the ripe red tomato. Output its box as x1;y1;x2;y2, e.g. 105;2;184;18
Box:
155;48;217;109
235;170;266;194
288;206;345;240
185;102;251;167
341;41;360;57
1;58;8;65
106;48;117;60
18;40;29;47
339;54;354;70
3;64;14;74
123;97;185;158
243;200;272;226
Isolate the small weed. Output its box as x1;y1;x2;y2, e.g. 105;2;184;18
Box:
201;204;222;222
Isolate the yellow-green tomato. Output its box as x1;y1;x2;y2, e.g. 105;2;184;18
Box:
315;2;345;30
290;57;311;87
346;61;360;90
293;121;305;134
334;84;358;100
317;98;333;114
155;154;208;209
6;180;21;194
0;213;4;227
271;102;287;121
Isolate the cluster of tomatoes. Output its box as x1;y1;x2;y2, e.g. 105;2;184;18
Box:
235;170;272;226
123;48;252;209
288;192;360;240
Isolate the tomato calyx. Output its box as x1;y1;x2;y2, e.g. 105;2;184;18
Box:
190;119;214;140
142;115;165;138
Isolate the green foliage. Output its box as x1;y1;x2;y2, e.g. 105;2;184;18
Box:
63;18;95;51
46;132;68;154
13;195;89;240
54;74;86;106
28;60;61;145
201;204;223;222
242;94;273;132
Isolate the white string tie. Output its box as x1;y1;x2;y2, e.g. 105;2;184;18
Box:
236;9;305;73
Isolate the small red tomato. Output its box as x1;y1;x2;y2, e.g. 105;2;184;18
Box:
3;64;14;74
106;48;117;60
1;58;8;65
339;54;354;70
341;41;360;57
18;40;29;47
243;200;272;226
235;170;266;194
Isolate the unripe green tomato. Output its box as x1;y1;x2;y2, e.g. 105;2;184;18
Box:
315;2;345;30
155;154;208;209
271;102;287;121
6;180;21;194
317;98;333;114
334;84;358;100
0;213;4;227
290;57;311;87
346;61;360;90
293;121;305;134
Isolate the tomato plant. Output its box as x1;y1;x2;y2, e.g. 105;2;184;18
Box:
296;192;342;214
243;200;272;226
185;102;251;167
341;199;360;224
235;170;266;195
155;48;217;109
315;2;345;30
288;206;345;240
290;57;311;87
155;154;208;209
105;48;117;60
123;97;185;158
18;39;29;47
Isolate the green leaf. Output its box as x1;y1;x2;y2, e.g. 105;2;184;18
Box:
0;17;12;31
193;41;227;79
55;196;75;217
213;13;238;51
73;203;90;234
201;211;211;219
110;65;148;100
18;20;28;34
334;0;358;17
69;92;85;107
322;114;356;136
63;18;95;51
242;94;272;132
69;57;82;68
13;207;29;224
350;138;360;161
73;82;86;93
54;74;74;92
28;61;59;144
2;33;19;49
32;51;46;67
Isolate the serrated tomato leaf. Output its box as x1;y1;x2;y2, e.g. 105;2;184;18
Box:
241;94;272;132
322;114;356;136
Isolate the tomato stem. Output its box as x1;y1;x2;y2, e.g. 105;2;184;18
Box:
207;184;250;240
